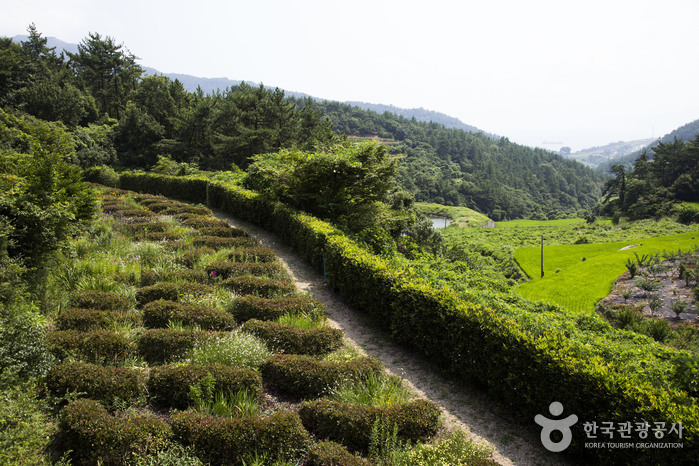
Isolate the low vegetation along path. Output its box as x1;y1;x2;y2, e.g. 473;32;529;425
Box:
213;209;571;466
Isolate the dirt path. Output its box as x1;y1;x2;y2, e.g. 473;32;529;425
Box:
214;210;572;466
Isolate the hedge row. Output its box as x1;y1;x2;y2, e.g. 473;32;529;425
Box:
139;269;210;287
137;328;217;364
55;308;140;331
148;363;262;409
306;440;371;466
225;246;277;263
136;282;214;306
46;361;147;407
171;409;309;464
118;172;699;462
233;295;325;322
260;354;383;399
219;275;295;298
59;399;172;466
46;329;135;363
205;260;284;280
196;226;248;238
68;290;132;312
191;235;258;249
241;319;343;355
299;399;441;454
142;299;235;330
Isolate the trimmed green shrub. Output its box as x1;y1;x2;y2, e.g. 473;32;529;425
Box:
170;410;310;465
148;363;262;409
233;295;325;322
160;205;211;216
176;214;229;229
137;328;214;364
59;399;172;466
142;299;235;330
55;308;140;331
140;269;210;287
143;201;183;213
226;247;278;263
191;235;258;249
298;399;440;454
260;354;383;399
69;290;132;312
205;261;284;280
145;231;183;242
241;319;343;355
136;282;214;306
45;361;147;406
46;329;135;363
120;221;170;235
197;226;248;238
115;208;157;218
177;247;215;268
306;440;372;466
219;275;295;298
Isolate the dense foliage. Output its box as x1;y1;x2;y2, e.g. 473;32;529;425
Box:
303;99;605;219
601;137;699;220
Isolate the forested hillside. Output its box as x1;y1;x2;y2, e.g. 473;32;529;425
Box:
304;99;605;219
2;26;604;220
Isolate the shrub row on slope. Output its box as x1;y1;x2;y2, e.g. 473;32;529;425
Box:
119;171;699;463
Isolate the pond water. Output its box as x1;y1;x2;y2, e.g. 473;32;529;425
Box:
428;215;451;229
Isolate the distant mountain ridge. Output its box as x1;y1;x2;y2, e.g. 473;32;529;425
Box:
10;34;487;134
564;137;657;168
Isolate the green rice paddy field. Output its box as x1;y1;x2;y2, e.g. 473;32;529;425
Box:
515;230;699;313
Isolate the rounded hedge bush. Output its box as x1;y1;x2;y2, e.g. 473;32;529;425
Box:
142;299;235;330
54;308;140;331
136;282;214;306
69;290;132;312
136;328;215;364
46;330;135;363
148;363;263;409
45;361;147;407
140;269;210;287
177;246;215;268
241;319;343;355
197;226;248;238
145;231;183;242
233;295;325;322
114;208;157;218
205;261;283;280
191;235;259;250
306;440;371;466
260;354;383;399
170;410;310;465
176;214;230;229
59;398;172;465
219;275;295;298
298;399;441;454
226;246;278;263
160;205;211;216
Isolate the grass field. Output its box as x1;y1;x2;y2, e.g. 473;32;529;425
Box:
496;218;585;228
515;231;699;313
414;202;491;228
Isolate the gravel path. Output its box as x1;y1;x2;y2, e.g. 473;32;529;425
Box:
214;210;572;466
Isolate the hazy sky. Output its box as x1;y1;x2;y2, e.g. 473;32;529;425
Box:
3;0;699;151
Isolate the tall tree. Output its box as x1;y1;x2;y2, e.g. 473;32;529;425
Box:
67;33;142;119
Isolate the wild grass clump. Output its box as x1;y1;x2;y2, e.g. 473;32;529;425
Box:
391;429;495;466
188;331;273;369
328;372;413;408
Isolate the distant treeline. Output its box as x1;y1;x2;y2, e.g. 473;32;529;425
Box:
304;99;605;219
2;25;605;219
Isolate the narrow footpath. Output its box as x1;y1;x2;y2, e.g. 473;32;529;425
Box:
214;210;573;466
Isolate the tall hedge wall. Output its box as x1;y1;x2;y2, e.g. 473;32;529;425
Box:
118;172;699;463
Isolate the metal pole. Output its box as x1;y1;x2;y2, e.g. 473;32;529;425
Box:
540;235;544;278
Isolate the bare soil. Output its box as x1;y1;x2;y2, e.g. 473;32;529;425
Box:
213;210;574;466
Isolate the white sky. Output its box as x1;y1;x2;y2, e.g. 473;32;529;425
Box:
2;0;699;151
